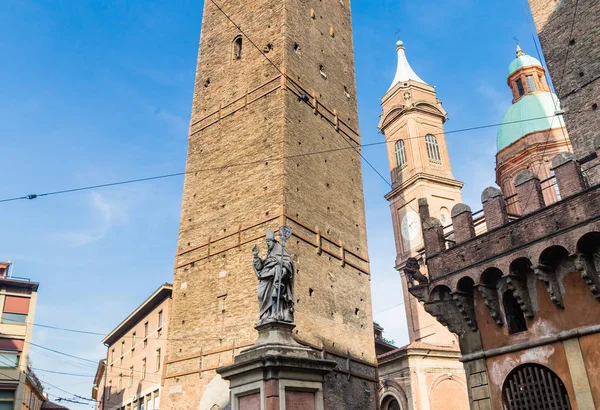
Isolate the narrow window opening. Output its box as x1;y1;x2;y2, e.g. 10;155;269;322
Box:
233;36;243;60
516;79;525;96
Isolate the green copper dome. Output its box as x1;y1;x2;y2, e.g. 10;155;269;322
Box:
497;92;565;151
508;54;542;76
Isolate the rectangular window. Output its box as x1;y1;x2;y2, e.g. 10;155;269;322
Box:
107;381;112;399
153;390;160;410
155;349;161;372
0;389;14;410
129;367;134;387
121;341;125;362
526;75;537;92
1;313;26;325
0;352;19;368
144;322;149;347
157;311;163;337
516;79;525;96
142;358;146;380
119;374;123;390
131;332;136;356
111;349;115;364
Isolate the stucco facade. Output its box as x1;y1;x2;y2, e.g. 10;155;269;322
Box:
407;155;600;409
95;284;171;410
0;262;42;410
378;43;469;410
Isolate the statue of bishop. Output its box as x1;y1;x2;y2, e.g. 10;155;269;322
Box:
252;229;295;325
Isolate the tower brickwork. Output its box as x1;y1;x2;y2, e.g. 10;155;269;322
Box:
527;0;600;185
377;42;469;410
162;1;377;409
379;42;463;346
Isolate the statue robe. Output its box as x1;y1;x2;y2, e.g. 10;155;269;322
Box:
253;242;294;322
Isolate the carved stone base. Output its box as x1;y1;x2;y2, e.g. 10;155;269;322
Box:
217;322;336;410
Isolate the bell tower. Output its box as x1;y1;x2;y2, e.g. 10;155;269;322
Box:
380;41;463;345
162;1;377;410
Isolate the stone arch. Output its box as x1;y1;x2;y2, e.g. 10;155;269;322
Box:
577;231;600;255
574;232;600;300
502;258;535;332
536;245;574;307
454;277;477;331
429;285;452;302
429;374;469;410
379;379;409;410
478;267;505;325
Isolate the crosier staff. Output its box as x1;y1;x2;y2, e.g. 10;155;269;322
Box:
276;225;292;320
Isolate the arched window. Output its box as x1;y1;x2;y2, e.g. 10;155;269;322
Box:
394;140;407;168
233;36;243;60
425;134;441;163
503;364;571;409
503;290;527;334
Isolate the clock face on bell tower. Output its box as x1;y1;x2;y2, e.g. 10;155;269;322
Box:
401;209;420;249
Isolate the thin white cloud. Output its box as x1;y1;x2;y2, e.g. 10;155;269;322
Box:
52;192;129;247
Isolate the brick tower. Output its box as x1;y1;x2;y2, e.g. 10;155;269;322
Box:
162;1;377;409
377;41;469;410
379;41;463;346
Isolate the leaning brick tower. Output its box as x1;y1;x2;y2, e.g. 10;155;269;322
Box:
161;1;377;409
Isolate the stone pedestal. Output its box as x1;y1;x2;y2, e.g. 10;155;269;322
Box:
217;322;337;410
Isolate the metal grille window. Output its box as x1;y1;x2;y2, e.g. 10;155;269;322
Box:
503;364;571;410
425;134;441;163
394;140;407;168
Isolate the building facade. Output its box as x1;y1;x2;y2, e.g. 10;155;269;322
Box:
402;4;600;405
96;284;171;410
0;262;43;410
163;1;377;409
378;41;469;410
496;45;571;214
527;0;600;185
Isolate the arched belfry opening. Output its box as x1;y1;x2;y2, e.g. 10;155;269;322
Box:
502;364;571;409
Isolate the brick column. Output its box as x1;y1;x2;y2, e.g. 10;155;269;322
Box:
515;170;545;215
551;152;586;198
422;217;446;255
418;198;431;219
451;204;475;244
481;187;508;230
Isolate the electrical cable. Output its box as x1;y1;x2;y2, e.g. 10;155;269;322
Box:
0;112;581;205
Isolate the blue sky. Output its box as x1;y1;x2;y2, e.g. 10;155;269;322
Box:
0;0;543;406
